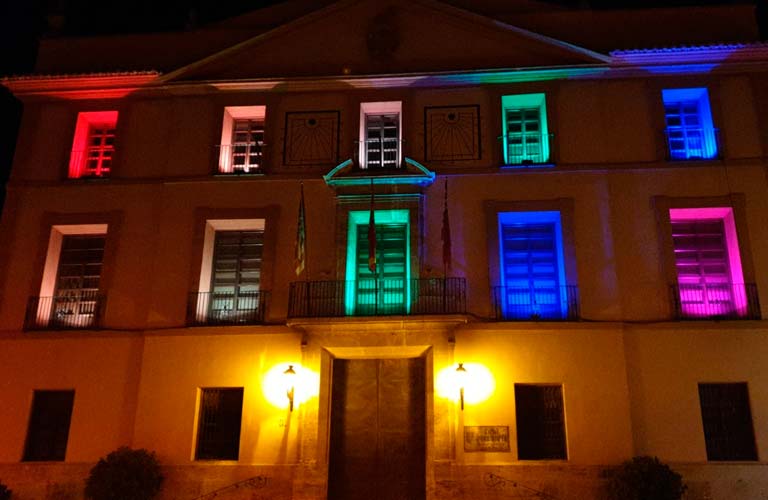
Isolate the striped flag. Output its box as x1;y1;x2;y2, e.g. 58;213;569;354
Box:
442;178;452;274
294;183;306;276
368;180;377;274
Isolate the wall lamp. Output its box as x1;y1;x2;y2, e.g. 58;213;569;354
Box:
284;365;296;411
456;363;467;411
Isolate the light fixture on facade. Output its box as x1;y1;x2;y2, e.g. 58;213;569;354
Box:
284;365;297;411
456;363;467;410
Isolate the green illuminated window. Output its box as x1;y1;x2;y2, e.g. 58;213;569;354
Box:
345;210;410;315
502;94;550;165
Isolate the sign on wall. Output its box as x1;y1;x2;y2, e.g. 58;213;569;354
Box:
464;426;511;452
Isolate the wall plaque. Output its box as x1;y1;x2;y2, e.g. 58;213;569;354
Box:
464;426;510;452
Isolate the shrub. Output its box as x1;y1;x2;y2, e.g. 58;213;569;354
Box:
607;456;686;500
0;480;11;500
84;447;163;500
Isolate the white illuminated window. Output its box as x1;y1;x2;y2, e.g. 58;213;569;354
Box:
359;101;401;169
218;106;266;174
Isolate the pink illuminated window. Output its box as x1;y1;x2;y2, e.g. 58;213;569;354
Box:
670;208;747;318
218;106;266;174
69;111;118;178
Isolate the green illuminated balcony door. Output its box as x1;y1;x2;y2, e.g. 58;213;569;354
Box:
355;223;408;315
210;230;263;322
506;108;542;164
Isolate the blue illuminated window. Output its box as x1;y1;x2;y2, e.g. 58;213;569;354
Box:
498;211;569;320
501;94;550;166
662;88;718;160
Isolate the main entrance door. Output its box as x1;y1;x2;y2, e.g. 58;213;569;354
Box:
328;358;426;500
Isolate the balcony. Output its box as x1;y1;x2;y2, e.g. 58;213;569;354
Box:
501;132;553;167
24;293;105;330
358;138;403;170
664;127;720;161
288;278;466;318
215;143;264;174
492;285;579;321
187;291;269;326
670;283;760;320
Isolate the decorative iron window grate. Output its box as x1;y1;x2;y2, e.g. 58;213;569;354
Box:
196;388;244;461
514;384;567;460
698;383;757;461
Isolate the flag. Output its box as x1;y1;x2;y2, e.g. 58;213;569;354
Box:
441;178;452;274
368;180;377;274
294;183;306;276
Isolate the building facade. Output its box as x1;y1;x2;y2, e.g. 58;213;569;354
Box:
2;0;768;498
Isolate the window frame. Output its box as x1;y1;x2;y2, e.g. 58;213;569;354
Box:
194;387;244;461
501;93;550;166
661;87;718;160
68;111;118;179
514;383;568;461
359;101;402;169
698;382;758;461
217;106;266;174
22;390;76;462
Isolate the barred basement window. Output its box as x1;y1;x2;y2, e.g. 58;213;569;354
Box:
23;390;75;461
698;383;757;461
196;388;244;460
515;384;566;460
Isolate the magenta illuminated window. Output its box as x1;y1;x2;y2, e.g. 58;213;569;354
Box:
670;207;748;318
68;111;118;178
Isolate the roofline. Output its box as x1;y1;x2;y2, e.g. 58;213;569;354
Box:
157;0;609;84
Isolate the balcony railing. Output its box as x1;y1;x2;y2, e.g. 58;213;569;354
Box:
288;278;466;318
24;292;105;330
501;132;553;166
492;285;579;321
664;127;720;161
187;291;269;326
356;138;403;170
670;283;760;320
215;143;264;174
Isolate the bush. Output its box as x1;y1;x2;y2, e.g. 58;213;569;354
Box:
607;456;686;500
85;447;163;500
0;480;11;500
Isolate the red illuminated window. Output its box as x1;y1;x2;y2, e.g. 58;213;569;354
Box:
68;111;118;178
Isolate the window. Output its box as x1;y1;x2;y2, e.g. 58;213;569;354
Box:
345;210;410;315
669;207;750;318
23;390;75;461
218;106;266;174
501;94;550;165
515;384;566;460
662;88;718;160
191;219;266;325
360;101;401;169
497;211;574;320
28;224;107;330
68;111;118;178
698;383;757;461
196;388;244;460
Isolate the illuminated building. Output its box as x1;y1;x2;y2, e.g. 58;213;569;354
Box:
1;1;768;498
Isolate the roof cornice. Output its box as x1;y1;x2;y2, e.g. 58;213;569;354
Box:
610;43;768;66
0;72;160;99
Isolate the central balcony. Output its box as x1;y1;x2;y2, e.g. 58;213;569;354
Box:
492;285;580;321
288;278;466;318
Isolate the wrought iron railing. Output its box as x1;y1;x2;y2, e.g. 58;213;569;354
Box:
356;138;403;169
288;277;466;318
664;127;720;161
215;143;264;174
24;292;105;330
501;132;553;166
492;285;579;321
670;283;760;320
187;291;269;326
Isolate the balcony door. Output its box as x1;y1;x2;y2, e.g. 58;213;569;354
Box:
355;222;408;315
328;358;426;500
52;235;104;328
209;230;263;323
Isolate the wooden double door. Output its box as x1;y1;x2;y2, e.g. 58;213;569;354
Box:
328;358;426;500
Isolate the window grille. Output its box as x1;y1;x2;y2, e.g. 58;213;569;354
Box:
698;383;757;461
515;384;567;460
364;113;399;169
230;119;264;172
23;390;75;461
196;388;244;460
83;125;115;177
